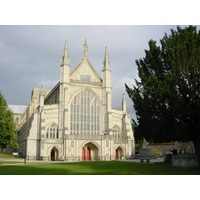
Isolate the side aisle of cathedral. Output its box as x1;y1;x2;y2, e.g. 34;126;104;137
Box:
17;40;135;161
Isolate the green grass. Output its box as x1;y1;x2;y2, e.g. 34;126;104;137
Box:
0;161;200;175
0;153;15;158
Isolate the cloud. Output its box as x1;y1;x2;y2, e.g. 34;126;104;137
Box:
1;25;198;116
112;70;138;120
37;79;59;90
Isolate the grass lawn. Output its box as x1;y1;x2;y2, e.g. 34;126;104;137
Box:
0;161;200;175
0;153;15;158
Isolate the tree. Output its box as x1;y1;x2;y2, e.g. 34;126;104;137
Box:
0;91;18;149
125;26;200;165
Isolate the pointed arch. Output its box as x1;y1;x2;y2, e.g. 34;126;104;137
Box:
114;145;125;151
80;140;101;150
47;145;61;161
69;87;101;105
115;146;124;160
81;142;99;161
51;147;58;161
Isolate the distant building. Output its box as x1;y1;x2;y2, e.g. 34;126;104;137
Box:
8;105;27;129
17;40;135;161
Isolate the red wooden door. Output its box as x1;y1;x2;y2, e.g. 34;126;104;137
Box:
115;150;118;160
86;148;91;161
82;148;85;161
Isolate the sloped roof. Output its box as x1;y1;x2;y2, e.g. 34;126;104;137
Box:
8;105;27;114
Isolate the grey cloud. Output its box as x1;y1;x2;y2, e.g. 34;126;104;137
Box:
1;25;198;120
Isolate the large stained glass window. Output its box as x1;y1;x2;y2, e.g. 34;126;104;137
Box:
70;90;100;135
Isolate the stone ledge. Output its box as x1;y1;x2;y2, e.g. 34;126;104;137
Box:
172;154;198;170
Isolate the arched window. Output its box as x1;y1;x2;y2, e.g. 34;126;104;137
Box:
15;117;19;124
113;126;121;139
70;89;100;135
46;124;58;139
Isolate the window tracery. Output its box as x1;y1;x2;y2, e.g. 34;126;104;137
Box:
113;125;121;139
46;124;58;139
70;90;100;135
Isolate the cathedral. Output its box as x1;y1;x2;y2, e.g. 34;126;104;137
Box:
17;40;135;161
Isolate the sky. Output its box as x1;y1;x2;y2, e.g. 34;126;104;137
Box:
1;25;199;121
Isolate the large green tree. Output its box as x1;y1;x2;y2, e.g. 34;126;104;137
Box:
0;91;18;149
126;26;200;165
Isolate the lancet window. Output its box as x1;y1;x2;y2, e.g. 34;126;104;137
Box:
15;117;19;124
46;124;58;139
113;125;121;139
70;89;100;135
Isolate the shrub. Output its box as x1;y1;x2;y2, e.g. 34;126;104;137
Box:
152;148;162;155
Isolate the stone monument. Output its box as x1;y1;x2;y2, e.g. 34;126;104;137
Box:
135;138;157;159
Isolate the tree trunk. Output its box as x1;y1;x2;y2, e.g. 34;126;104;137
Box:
193;138;200;168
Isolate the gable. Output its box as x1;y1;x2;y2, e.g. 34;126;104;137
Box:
70;59;102;83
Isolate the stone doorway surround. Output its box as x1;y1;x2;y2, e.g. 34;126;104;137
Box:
115;146;123;160
51;147;59;161
82;142;98;161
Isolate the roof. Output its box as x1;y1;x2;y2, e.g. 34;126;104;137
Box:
8;105;27;114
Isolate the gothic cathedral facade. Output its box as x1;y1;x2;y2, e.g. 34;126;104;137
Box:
18;40;135;161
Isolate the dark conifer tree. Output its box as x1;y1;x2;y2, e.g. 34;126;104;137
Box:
126;26;200;165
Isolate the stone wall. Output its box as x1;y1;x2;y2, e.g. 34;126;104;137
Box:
148;141;194;156
148;143;175;155
172;154;198;170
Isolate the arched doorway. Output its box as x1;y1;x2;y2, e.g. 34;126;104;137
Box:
51;147;58;161
115;147;123;160
82;143;98;161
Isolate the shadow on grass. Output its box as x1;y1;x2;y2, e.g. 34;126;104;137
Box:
1;161;200;175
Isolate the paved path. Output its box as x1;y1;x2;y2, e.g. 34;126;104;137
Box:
0;157;164;166
122;158;164;163
0;158;79;165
